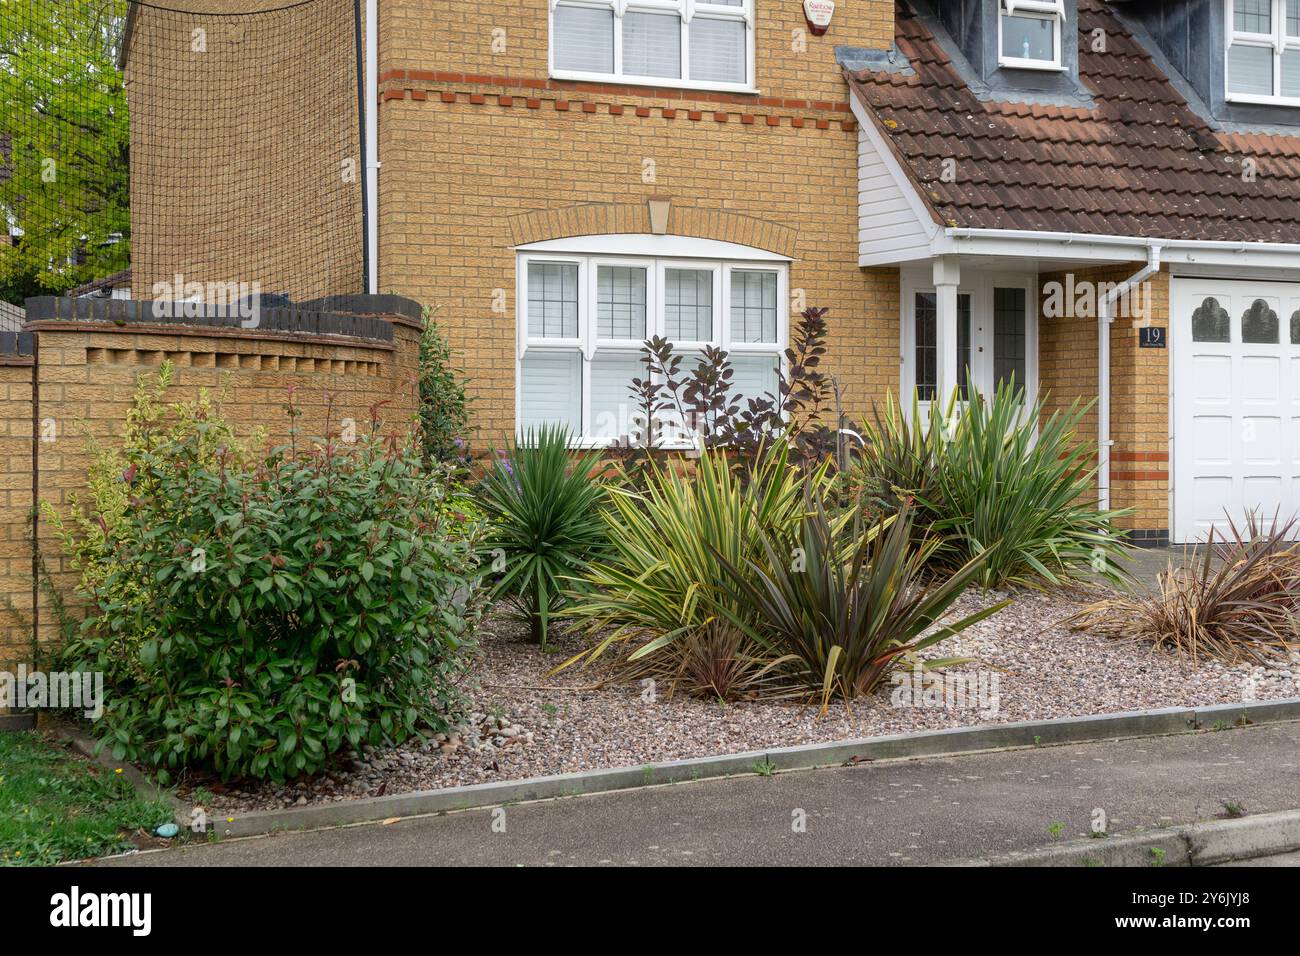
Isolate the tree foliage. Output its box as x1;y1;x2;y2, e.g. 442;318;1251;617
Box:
0;0;130;295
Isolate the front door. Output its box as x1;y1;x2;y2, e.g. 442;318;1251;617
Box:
901;271;1038;417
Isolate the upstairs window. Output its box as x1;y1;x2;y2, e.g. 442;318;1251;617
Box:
997;0;1064;71
1226;1;1300;104
550;0;754;92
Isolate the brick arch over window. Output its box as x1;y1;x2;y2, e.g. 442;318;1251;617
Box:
507;203;797;260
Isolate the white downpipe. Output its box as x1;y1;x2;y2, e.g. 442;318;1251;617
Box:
365;0;379;295
1098;243;1162;510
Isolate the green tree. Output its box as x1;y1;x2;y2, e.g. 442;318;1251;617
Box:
0;0;129;296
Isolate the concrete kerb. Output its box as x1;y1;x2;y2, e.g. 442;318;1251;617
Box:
967;809;1300;867
129;696;1300;841
49;719;174;809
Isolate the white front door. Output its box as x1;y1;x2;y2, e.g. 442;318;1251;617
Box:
1172;277;1300;543
901;271;1039;415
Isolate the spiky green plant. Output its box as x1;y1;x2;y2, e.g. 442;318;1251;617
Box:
1068;512;1300;664
477;424;608;647
711;495;1007;712
557;445;827;694
856;376;1130;587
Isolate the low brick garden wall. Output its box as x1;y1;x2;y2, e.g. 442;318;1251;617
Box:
0;294;424;676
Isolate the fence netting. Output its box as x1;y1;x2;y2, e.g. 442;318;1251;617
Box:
1;0;365;305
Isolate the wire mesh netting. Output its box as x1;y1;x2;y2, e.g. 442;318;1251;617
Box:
1;0;366;305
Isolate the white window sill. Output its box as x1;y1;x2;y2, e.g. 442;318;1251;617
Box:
996;59;1067;72
1225;92;1300;107
549;70;758;96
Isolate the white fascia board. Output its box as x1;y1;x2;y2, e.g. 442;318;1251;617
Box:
515;234;791;261
851;95;943;267
937;228;1300;269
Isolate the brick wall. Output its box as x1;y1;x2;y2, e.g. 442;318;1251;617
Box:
377;0;900;446
1038;265;1170;537
0;299;421;673
124;0;365;299
0;357;34;672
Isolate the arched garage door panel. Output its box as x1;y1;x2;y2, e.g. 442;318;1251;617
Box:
1172;278;1300;543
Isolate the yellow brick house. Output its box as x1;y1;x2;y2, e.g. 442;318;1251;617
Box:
126;0;1300;546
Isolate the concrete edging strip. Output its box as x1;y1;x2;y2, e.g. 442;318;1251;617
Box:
969;809;1300;867
131;696;1300;840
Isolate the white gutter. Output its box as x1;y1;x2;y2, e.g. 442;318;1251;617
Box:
365;0;379;295
935;227;1300;268
1097;243;1162;512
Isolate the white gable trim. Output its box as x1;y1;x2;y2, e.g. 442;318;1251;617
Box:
851;95;943;267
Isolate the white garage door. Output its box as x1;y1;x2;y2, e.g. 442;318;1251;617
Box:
1172;278;1300;543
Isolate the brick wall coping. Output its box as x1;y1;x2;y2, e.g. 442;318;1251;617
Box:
0;331;35;357
23;295;424;343
21;320;401;353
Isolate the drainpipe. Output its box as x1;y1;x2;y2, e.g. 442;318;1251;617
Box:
365;0;379;295
1097;243;1161;511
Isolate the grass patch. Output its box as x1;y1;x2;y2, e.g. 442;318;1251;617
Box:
0;730;173;866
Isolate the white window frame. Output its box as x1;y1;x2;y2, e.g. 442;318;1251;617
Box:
1225;0;1300;105
517;244;788;447
548;0;757;94
997;0;1065;72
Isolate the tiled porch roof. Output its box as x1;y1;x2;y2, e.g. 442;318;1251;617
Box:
845;0;1300;244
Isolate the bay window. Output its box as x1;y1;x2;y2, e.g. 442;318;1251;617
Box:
550;0;754;92
1226;0;1300;103
517;246;787;445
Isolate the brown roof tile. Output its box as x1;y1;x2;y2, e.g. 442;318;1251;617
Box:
847;0;1300;243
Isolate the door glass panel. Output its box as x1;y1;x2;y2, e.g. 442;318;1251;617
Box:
1241;299;1279;343
1290;309;1300;344
993;287;1027;398
1192;296;1230;342
914;291;972;402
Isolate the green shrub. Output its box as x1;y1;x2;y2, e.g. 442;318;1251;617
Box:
476;424;608;647
712;496;1006;711
56;375;483;783
45;363;247;685
855;378;1130;588
418;306;471;466
560;445;829;698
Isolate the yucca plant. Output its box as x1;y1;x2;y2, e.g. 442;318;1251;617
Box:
857;377;1130;588
712;495;1008;712
1068;513;1300;664
477;424;608;647
557;444;828;696
852;389;948;533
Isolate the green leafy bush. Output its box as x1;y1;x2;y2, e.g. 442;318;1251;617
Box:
418;306;471;466
55;373;483;783
476;424;608;647
855;379;1130;587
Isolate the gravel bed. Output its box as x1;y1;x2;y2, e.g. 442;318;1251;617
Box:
174;588;1300;815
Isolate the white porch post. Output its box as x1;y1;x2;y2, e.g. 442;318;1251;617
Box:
933;256;960;405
